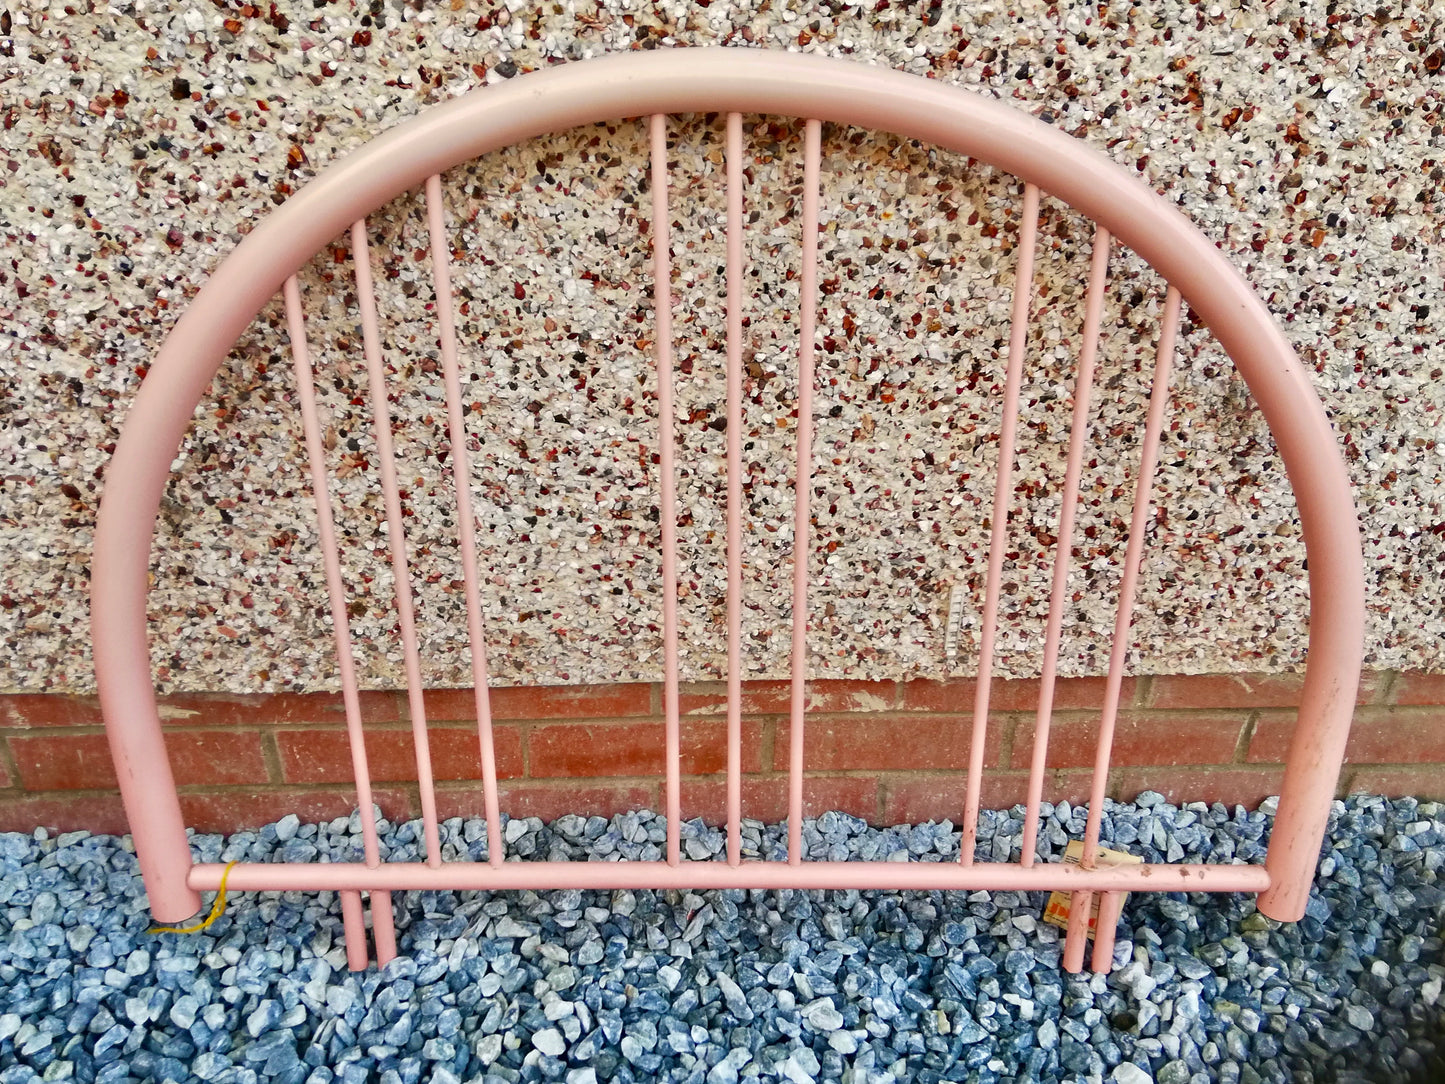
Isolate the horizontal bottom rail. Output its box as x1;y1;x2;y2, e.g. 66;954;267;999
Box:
189;860;1270;895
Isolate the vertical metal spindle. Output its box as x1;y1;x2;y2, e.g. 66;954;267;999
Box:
1064;284;1183;974
370;892;397;967
1021;227;1111;867
649;115;683;867
725;112;745;867
1062;890;1092;973
351;218;443;869
283;277;384;873
425;175;505;868
1091;890;1124;973
340;889;369;972
960;183;1039;866
788;118;822;866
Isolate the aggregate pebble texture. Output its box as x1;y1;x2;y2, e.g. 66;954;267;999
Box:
0;796;1443;1083
2;1;1443;693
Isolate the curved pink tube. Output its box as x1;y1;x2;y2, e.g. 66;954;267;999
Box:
92;49;1361;926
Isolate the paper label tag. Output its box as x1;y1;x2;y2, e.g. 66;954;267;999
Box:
1041;840;1143;939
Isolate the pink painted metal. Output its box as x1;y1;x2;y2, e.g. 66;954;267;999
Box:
282;277;384;874
724;111;745;869
787;117;822;867
1092;891;1125;973
649;115;684;868
351;220;443;869
370;891;397;968
1062;890;1093;974
91;49;1364;970
188;859;1272;895
1063;285;1182;973
1083;286;1184;869
961;182;1039;867
285;279;399;973
426;175;505;870
1020;226;1111;869
339;890;367;972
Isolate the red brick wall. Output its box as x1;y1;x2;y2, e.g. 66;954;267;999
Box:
0;671;1438;835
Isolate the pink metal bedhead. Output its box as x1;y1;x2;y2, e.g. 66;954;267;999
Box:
90;48;1365;974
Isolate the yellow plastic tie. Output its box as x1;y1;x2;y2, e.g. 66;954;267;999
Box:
148;861;240;935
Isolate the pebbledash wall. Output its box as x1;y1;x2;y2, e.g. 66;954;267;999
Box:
3;0;1445;833
2;672;1444;834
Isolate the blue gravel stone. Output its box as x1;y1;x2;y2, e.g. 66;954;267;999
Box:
532;1029;565;1057
901;987;932;1013
953;1011;987;1044
714;972;753;1023
0;800;1441;1084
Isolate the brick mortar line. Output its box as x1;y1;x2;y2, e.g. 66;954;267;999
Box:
1233;712;1259;764
165;772;887;794
4;725;283;737
597;709;913;722
1135;675;1154;707
1307;704;1444;717
430;778;666;793
1338;766;1359;795
292;721;531;730
995;714;1017;770
1106;762;1289;773
663;710;1061;724
1341;761;1445;771
874;768;1110;777
0;786;129;800
871;763;1283;779
412;714;661;728
171;782;416;794
503;711;1044;733
0;783;419;798
759;718;777;786
510;770;893;785
268;722;528;740
887;707;1265;717
258;731;284;786
0;743;19;794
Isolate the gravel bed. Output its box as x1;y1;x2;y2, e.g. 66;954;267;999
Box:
1;794;1442;1084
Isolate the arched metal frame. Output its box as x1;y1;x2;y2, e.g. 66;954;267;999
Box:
90;48;1364;973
